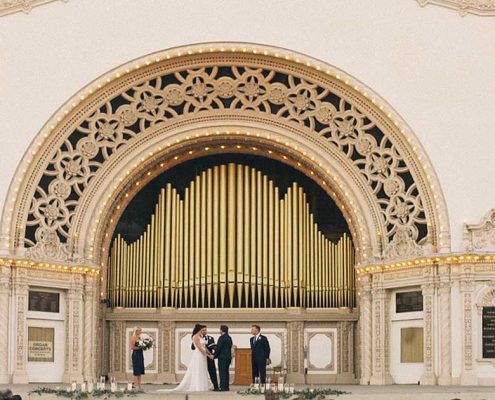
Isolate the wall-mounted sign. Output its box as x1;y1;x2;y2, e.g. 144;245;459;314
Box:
482;307;495;358
400;327;423;363
29;291;60;313
28;327;54;362
396;291;423;313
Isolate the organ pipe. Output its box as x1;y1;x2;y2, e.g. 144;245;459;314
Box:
108;163;355;309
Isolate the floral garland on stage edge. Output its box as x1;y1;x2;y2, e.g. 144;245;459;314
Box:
237;387;348;399
29;387;143;400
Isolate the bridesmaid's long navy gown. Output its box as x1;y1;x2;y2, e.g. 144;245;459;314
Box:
132;348;145;376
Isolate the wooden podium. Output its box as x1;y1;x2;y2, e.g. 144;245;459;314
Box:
234;348;252;385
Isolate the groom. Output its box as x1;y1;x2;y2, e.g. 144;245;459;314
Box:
215;325;233;391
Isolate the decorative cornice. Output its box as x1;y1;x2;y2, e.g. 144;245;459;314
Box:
416;0;495;16
356;252;495;273
464;209;495;252
0;256;99;275
0;0;65;17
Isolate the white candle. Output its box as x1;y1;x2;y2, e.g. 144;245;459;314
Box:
71;382;77;392
87;382;94;392
80;382;87;393
127;382;133;391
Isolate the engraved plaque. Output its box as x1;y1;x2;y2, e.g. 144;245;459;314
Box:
482;307;495;358
396;291;423;313
29;291;60;313
28;327;54;362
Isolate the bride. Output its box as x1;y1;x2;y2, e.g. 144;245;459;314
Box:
158;323;212;392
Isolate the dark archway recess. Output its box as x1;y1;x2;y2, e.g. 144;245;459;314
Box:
114;153;350;244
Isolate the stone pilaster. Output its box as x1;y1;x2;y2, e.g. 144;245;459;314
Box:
359;274;372;384
369;280;393;385
12;267;28;383
337;321;355;382
83;275;97;381
158;321;176;382
0;266;11;383
63;275;84;383
459;266;477;385
287;321;305;383
108;320;124;377
420;279;436;385
437;265;452;385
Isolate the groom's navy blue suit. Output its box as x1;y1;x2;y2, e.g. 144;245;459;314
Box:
250;334;270;383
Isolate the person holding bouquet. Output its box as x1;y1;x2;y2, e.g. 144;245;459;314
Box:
130;327;145;389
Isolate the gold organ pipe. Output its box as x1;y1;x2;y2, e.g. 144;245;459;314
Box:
268;180;274;308
189;182;195;307
256;171;262;307
228;164;236;307
243;166;250;307
163;186;170;307
200;172;207;308
236;165;244;307
194;176;201;307
274;187;280;308
219;165;227;308
213;167;219;307
262;175;268;307
184;187;190;307
206;169;213;307
279;198;285;308
250;170;256;307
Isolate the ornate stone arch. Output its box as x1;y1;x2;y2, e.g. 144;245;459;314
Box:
0;42;450;270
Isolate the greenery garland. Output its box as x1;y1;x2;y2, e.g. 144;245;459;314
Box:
29;387;143;400
237;387;348;399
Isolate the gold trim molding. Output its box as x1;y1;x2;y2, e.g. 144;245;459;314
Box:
415;0;495;16
0;0;66;17
356;252;495;274
0;256;99;275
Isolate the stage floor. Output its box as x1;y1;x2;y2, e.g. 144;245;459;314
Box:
7;383;495;400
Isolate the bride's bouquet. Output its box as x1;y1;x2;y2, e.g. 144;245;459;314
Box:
137;336;153;351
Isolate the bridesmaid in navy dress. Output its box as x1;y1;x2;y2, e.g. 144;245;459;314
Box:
130;327;145;389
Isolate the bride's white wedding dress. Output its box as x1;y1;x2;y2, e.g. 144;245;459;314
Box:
158;336;209;392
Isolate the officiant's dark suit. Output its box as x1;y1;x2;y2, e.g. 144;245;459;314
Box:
191;332;219;390
250;325;271;383
215;325;233;391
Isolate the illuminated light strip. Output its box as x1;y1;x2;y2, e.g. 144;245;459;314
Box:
0;257;100;275
355;253;495;274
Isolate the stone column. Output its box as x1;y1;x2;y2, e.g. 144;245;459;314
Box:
459;267;477;385
287;321;305;383
420;280;436;385
63;275;84;383
12;267;29;383
359;274;372;385
158;321;176;382
83;275;97;381
437;265;452;385
369;281;393;385
0;266;11;383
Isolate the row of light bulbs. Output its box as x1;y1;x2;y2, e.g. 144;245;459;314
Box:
3;43;446;258
356;253;495;274
0;257;100;275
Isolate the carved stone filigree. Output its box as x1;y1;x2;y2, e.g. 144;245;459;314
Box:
0;0;65;17
383;226;424;260
415;0;495;16
0;267;11;383
420;282;436;384
2;44;447;267
464;209;495;252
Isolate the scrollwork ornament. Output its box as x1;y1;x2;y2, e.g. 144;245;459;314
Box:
10;48;438;264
